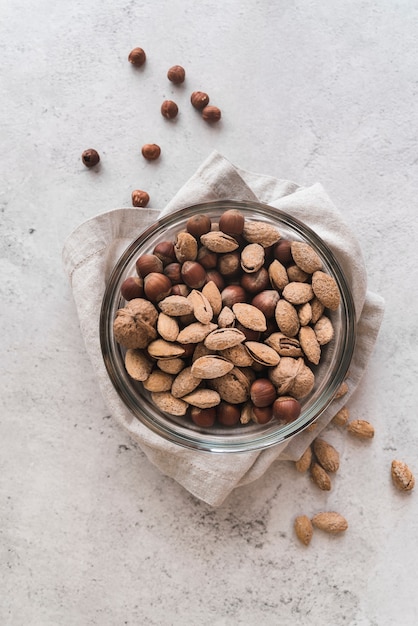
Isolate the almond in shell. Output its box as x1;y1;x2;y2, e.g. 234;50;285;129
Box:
200;231;239;253
299;326;321;365
191;355;235;379
313;438;340;472
240;243;265;272
159;295;193;317
294;515;314;546
282;282;314;305
242;221;281;247
244;341;280;366
290;241;322;273
311;512;348;534
275;299;300;337
157;312;179;342
217;306;236;328
201;281;222;316
219;343;254;367
187;289;213;324
204;327;246;350
310;462;332;491
346;419;375;439
209;367;251;403
125;349;154;381
295;445;312;473
147;339;185;360
151;391;188;416
391;460;415;492
143;370;174;392
182;388;221;408
268;259;289;290
312;271;341;311
157;358;185;374
232;303;267;332
265;333;303;358
171;366;202;398
177;322;217;344
314;315;334;345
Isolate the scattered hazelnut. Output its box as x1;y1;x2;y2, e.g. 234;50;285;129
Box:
250;379;277;408
128;47;146;67
181;261;206;289
161;100;178;119
217;402;240;426
143;273;172;302
217;251;241;278
121;276;144;300
240;267;269;294
202;105;221;123
163;262;182;284
191;91;210;110
274;239;293;265
131;189;150;207
81;148;100;168
197;246;218;269
153;241;176;265
251;290;280;319
218;209;245;235
141;143;161;161
273;396;302;423
205;269;225;291
136;253;163;277
186;214;212;237
221;284;246;308
191;407;216;427
167;65;185;84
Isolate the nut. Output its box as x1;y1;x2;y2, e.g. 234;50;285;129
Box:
291;241;322;274
251;405;273;424
181;261;206;289
218;209;245;235
294;515;314;546
268;260;289;291
147;339;185;360
295;445;312;473
186;214;212;237
311;512;348;534
299;326;321;365
171;366;202;398
144;272;172;302
244;341;280;367
191;355;234;379
204;328;246;351
391;460;415;492
202;105;221;122
313;438;340;472
167;65;185;83
124;349;153;381
274;239;293;265
128;47;146;67
217;402;241;426
176;322;217;344
241;243;265;273
136;254;163;277
113;299;158;349
131;189;150;207
158;295;193;316
346;419;375;439
81;148;100;168
332;406;349;426
191;91;210;110
174;231;198;263
200;231;239;253
141;143;161;161
272;396;301;423
275;299;300;337
182;389;221;409
121;276;144;300
312;271;341;310
157;312;179;342
161;100;178;119
232;303;267;332
251;290;280;319
190;407;216;427
314;315;334;345
250;379;276;407
240;268;269;294
242;221;281;247
143;370;173;392
187;289;213;324
310;462;332;491
151;391;188;416
153;241;176;266
209;367;251;404
282;282;314;305
265;333;302;358
201;281;222;317
334;380;349;399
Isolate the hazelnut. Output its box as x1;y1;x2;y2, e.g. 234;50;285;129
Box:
251;290;280;319
273;396;301;423
136;253;163;277
235;323;260;342
205;270;225;291
217;402;240;426
167;65;185;84
191;407;216;428
252;405;273;424
144;272;172;302
161;100;178;119
186;214;212;238
240;267;269;294
163;262;182;284
219;209;245;235
181;261;206;289
128;47;146;67
191;91;210;110
197;246;218;269
274;239;293;265
171;284;190;297
202;105;221;123
81;148;100;168
250;379;277;408
141;144;161;161
221;284;246;308
121;276;144;300
131;189;150;207
153;241;175;265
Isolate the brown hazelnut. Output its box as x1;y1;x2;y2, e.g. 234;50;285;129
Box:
181;261;206;289
217;402;240;426
205;270;225;291
128;47;146;67
191;407;216;427
202;105;221;123
121;276;144;300
219;209;245;235
191;91;210;109
153;241;176;265
141;144;161;161
161;100;178;119
163;262;182;284
177;343;195;358
186;214;212;237
143;272;172;302
273;396;301;423
221;284;246;308
250;379;276;408
167;65;185;84
251;290;280;319
170;284;190;297
274;239;293;265
235;323;260;342
136;253;163;277
131;189;150;207
217;251;241;278
81;148;100;168
197;246;218;269
252;405;273;424
240;267;269;294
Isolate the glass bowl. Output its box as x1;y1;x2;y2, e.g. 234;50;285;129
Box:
100;200;356;453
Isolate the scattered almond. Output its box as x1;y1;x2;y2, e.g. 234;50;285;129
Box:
346;419;375;439
311;512;348;534
294;515;314;546
313;438;340;473
391;460;415;492
295;445;312;473
332;405;349;426
310;462;332;491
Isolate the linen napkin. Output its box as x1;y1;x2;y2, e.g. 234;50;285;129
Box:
62;151;384;506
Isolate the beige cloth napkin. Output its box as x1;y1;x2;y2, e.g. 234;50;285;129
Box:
62;151;384;506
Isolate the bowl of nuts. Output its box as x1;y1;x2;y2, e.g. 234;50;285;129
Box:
100;200;356;452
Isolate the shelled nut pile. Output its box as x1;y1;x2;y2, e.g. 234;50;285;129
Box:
112;207;342;429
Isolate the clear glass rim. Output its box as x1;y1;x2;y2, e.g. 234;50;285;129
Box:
100;200;356;453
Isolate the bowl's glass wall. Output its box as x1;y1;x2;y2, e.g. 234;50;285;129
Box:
100;201;356;452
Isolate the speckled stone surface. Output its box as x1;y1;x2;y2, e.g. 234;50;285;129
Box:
1;1;418;624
